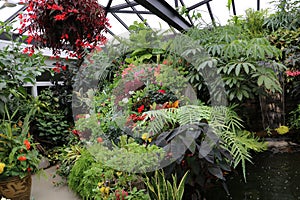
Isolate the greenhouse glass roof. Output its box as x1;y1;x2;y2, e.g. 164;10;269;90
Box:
0;0;274;40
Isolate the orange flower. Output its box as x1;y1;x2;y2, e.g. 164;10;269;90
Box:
18;156;27;161
24;139;31;150
97;137;103;143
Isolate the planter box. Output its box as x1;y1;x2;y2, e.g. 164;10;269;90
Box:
0;174;31;200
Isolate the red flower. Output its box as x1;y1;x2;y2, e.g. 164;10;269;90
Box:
68;9;79;13
137;105;145;113
27;36;33;44
158;89;166;94
24;139;31;150
162;59;169;65
61;34;69;39
54;13;66;21
27;167;32;172
51;4;63;11
52;67;61;73
72;129;79;136
18;156;27;161
61;65;67;71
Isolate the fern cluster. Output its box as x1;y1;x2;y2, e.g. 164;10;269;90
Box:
137;103;266;180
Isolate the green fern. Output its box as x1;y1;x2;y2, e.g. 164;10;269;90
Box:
221;130;267;181
137;104;266;181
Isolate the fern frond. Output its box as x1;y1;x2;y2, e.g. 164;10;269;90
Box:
221;130;267;181
177;105;211;125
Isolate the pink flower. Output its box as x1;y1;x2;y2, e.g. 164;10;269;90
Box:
286;70;300;77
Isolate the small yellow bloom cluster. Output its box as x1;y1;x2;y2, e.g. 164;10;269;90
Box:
0;163;5;174
141;133;152;143
98;182;110;198
116;171;122;177
275;125;289;135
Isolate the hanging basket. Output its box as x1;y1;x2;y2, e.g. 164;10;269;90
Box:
0;174;32;200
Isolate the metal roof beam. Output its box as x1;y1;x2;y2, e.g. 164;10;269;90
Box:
231;0;236;16
134;0;192;32
107;1;139;11
125;0;150;27
111;10;152;14
111;13;129;30
4;5;26;23
186;0;212;11
179;0;193;26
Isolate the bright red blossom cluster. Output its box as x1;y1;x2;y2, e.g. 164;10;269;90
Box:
18;155;27;161
24;139;31;150
127;114;147;123
19;0;110;58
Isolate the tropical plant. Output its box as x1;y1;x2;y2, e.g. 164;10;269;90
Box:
264;0;300;31
20;0;110;58
145;170;189;200
68;146;148;199
68;148;97;198
138;104;267;180
184;25;285;102
28;89;73;149
0;21;45;115
87;135;165;173
55;143;82;178
289;104;300;130
0;106;41;179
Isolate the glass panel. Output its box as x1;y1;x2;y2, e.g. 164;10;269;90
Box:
0;4;24;22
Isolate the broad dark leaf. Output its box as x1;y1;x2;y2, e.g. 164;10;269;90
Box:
198;140;211;158
208;166;225;180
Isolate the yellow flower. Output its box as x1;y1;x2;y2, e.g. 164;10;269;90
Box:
105;187;110;194
100;186;106;194
275;125;289;135
116;171;122;177
141;133;148;141
0;163;5;174
148;138;152;143
98;181;104;187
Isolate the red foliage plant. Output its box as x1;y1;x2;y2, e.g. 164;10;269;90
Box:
19;0;110;59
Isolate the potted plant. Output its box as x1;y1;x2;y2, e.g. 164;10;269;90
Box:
0;107;41;200
19;0;110;60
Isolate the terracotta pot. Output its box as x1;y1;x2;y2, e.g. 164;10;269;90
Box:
0;174;32;200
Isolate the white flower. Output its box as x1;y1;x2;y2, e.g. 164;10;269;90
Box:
122;98;129;103
128;91;135;95
85;114;91;119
